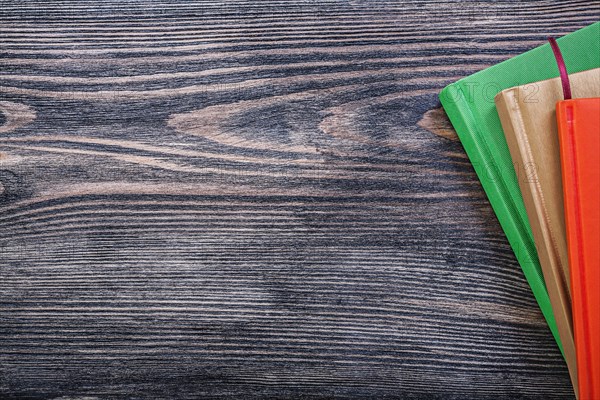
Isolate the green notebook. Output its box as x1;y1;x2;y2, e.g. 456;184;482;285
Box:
439;22;600;355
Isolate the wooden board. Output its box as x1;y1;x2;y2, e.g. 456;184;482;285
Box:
1;1;597;398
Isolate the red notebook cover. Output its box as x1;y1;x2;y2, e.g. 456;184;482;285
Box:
557;97;600;400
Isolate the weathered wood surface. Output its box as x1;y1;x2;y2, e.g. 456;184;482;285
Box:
1;1;598;398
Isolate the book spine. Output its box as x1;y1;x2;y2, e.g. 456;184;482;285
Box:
439;83;562;353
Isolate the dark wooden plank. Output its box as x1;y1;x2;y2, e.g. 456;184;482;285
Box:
1;1;597;398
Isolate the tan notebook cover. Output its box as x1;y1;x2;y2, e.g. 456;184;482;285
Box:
495;68;600;393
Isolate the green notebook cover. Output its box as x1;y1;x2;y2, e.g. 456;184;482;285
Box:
439;21;600;355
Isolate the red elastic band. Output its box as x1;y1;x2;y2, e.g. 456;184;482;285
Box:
548;37;572;100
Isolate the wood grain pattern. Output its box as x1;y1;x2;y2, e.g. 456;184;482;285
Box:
1;1;598;398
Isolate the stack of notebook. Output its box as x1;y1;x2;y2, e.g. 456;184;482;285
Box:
440;22;599;399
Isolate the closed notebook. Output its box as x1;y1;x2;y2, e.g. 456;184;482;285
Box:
439;22;600;355
494;68;600;392
557;97;600;400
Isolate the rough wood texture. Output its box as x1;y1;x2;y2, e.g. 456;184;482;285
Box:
1;1;597;398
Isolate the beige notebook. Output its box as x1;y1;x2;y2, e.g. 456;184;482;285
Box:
495;68;600;394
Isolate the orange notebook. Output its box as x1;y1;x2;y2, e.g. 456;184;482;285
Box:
556;97;600;400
